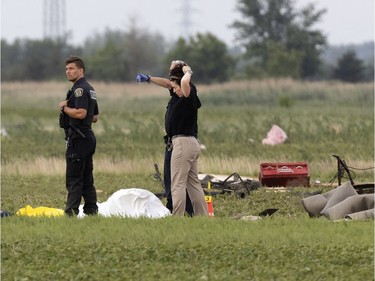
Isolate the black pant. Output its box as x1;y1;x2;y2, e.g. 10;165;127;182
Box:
65;132;98;216
164;148;193;216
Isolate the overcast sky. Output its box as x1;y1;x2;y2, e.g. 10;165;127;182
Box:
1;0;374;47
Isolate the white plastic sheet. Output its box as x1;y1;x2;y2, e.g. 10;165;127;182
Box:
78;188;171;219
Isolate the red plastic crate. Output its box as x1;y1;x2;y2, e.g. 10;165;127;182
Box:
259;162;310;187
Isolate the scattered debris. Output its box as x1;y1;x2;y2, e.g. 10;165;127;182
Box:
232;208;278;221
240;215;262;221
1;210;13;218
262;124;287;145
199;172;261;198
301;181;374;220
153;163;261;199
330;154;374;194
1;128;9;137
258;208;279;217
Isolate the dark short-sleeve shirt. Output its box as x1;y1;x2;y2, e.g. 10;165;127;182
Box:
168;84;200;138
165;89;179;136
67;77;98;130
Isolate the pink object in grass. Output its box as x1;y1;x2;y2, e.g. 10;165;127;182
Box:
262;124;287;145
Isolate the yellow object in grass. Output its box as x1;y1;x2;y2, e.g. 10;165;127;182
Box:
16;205;65;217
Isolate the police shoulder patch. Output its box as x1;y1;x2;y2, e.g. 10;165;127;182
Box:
90;90;97;100
74;88;84;97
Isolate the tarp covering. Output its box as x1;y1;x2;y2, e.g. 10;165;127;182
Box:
16;205;65;217
78;188;171;219
301;181;374;220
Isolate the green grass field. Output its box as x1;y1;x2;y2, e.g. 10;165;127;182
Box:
1;80;374;280
2;216;373;281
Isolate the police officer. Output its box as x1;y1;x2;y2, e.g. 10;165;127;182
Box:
136;60;194;216
168;64;208;217
58;56;99;216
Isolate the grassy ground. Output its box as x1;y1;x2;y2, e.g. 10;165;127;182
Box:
2;80;374;179
1;80;374;280
2;216;373;281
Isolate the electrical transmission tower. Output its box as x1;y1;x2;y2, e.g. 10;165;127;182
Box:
43;0;66;40
179;1;195;40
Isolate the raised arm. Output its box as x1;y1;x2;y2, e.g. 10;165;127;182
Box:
181;65;193;97
150;76;172;89
136;73;172;89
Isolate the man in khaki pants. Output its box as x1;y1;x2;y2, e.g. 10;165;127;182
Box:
168;63;208;217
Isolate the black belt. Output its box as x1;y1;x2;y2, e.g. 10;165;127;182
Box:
172;135;196;140
68;125;86;139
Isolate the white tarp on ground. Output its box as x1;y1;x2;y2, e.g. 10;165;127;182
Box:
78;188;171;219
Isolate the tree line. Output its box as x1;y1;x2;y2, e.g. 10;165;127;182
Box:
1;0;373;83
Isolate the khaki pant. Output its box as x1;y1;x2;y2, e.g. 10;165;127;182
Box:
171;136;208;217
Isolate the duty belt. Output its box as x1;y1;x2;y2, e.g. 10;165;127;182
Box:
172;135;196;140
68;125;86;139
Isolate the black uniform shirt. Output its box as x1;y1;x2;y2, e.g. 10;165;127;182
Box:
67;77;99;131
169;84;201;138
165;89;179;136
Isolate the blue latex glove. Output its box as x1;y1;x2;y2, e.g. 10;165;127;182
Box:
136;73;150;83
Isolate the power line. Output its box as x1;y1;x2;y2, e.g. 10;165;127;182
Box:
43;0;66;40
178;0;196;41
